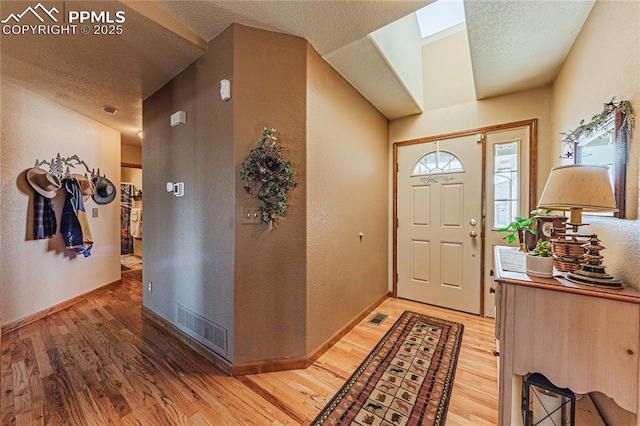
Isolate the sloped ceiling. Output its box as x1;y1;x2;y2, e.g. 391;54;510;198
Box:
154;0;430;56
0;0;595;147
464;0;595;99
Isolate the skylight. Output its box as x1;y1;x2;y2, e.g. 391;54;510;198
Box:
416;0;466;39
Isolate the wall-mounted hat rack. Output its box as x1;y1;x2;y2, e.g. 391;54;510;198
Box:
29;153;116;206
34;153;105;180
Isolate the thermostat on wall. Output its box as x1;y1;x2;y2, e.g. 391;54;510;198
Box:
170;111;187;127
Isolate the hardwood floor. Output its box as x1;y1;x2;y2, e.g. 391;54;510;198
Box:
1;271;498;425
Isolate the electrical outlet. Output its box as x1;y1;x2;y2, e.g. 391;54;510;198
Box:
147;281;153;293
242;207;262;224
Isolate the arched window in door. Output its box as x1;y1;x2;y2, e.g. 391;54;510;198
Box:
412;150;464;176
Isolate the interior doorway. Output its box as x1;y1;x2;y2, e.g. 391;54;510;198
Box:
121;163;143;273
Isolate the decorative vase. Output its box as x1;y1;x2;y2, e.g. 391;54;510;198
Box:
517;229;528;252
526;254;554;278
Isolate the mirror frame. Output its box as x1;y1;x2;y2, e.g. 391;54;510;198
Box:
573;109;627;218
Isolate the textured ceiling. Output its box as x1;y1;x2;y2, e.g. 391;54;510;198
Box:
0;0;595;149
465;0;595;99
154;1;431;55
0;0;206;146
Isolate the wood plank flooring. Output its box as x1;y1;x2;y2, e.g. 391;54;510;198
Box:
1;270;498;425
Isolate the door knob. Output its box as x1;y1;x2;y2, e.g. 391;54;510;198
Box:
469;231;478;238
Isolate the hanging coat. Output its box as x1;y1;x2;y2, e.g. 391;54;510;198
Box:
60;177;93;257
130;207;142;239
33;192;57;239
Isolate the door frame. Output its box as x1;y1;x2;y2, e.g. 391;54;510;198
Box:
392;119;538;316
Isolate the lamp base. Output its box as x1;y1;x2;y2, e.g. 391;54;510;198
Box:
566;266;623;289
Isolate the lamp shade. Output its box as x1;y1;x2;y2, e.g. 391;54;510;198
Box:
537;165;617;213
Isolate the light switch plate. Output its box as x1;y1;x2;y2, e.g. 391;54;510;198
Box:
242;207;261;224
92;208;98;218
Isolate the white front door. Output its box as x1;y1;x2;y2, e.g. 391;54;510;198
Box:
397;135;482;314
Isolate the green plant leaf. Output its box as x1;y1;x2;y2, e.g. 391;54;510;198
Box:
240;127;296;228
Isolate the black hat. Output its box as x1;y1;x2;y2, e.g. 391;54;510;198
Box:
92;176;116;204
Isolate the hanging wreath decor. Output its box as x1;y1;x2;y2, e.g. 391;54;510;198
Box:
560;98;634;159
240;127;296;228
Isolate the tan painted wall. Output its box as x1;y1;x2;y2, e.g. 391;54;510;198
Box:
232;25;308;363
551;0;640;290
121;167;142;192
390;87;552;198
143;26;237;360
143;24;390;365
422;29;476;111
121;144;142;166
306;46;389;353
1;79;121;324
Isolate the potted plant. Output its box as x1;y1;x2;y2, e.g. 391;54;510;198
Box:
497;216;537;252
497;210;553;252
526;239;554;278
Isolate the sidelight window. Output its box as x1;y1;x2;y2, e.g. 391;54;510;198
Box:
493;141;519;228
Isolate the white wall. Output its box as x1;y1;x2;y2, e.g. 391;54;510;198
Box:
369;13;424;108
1;79;121;324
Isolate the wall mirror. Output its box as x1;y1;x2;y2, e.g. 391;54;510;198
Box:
571;106;631;218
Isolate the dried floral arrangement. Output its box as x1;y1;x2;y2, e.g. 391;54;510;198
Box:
560;98;634;159
240;128;296;229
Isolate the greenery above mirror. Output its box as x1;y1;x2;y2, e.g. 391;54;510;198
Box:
560;98;634;159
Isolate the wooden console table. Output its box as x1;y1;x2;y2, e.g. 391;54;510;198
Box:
494;246;640;425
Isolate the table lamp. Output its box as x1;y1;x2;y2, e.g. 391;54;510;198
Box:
537;164;622;288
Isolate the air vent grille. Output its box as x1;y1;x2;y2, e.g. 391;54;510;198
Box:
177;304;227;356
368;312;388;326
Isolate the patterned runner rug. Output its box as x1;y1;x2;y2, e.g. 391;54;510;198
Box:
312;311;464;426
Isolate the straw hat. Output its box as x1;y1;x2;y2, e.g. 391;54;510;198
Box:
26;168;62;198
93;176;116;204
70;174;96;202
